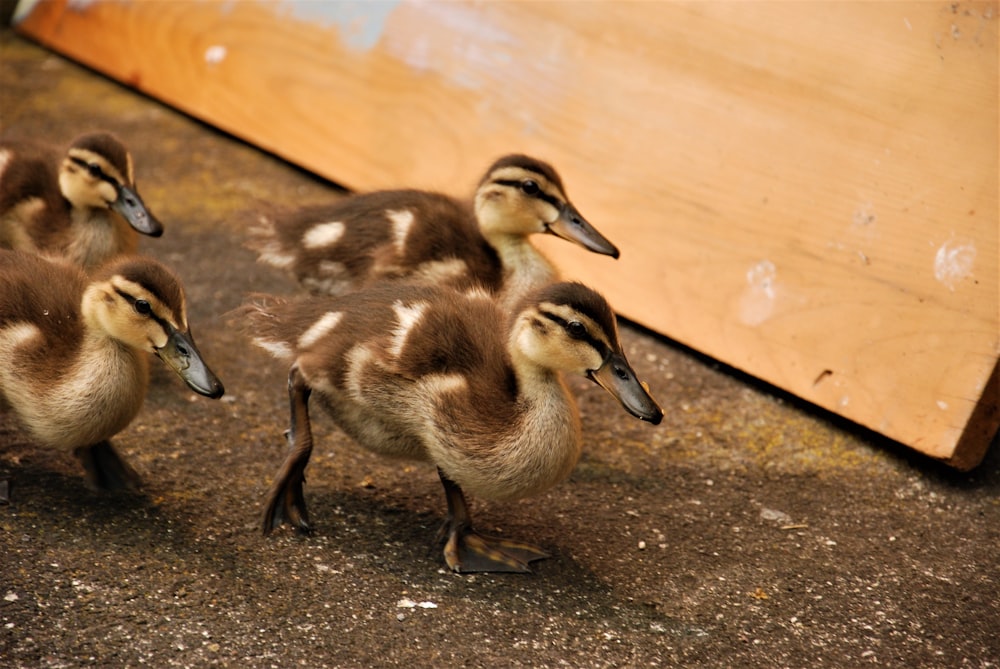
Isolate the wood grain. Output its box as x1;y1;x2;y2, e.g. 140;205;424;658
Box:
13;0;998;468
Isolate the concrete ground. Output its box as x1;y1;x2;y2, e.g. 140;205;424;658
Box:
1;28;998;668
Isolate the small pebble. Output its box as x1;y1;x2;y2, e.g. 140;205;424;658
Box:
638;541;647;550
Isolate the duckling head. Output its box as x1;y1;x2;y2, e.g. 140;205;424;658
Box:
82;257;224;398
512;282;662;424
59;133;164;237
474;155;619;258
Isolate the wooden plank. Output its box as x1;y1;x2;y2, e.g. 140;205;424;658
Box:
12;0;998;468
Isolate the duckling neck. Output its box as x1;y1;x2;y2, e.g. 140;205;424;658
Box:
486;232;559;310
478;354;582;501
66;207;137;270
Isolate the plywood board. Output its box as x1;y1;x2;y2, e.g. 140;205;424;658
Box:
11;0;998;468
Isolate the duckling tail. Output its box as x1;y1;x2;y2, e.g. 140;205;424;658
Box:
229;295;298;361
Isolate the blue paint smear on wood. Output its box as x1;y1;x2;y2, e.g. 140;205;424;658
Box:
273;0;401;52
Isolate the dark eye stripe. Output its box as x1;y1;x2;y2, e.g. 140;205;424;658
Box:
69;156;120;187
494;179;563;209
539;309;607;356
114;287;173;333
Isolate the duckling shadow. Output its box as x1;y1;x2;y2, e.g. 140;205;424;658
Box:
352;493;681;633
1;451;202;554
285;484;651;614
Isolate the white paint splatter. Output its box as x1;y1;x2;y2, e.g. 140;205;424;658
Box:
383;3;520;91
204;45;227;65
933;238;976;291
396;598;438;609
853;202;876;228
936;400;949;411
738;260;777;326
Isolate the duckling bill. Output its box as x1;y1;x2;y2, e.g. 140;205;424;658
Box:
0;250;223;491
240;281;661;573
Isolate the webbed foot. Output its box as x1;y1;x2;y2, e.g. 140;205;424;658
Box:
74;441;141;491
442;522;550;573
437;468;550;573
261;470;312;535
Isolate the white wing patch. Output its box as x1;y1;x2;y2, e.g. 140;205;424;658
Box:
419;373;468;396
414;258;469;284
302;221;346;249
298;311;343;349
258;248;296;269
252;337;293;359
389;300;426;358
386;209;415;254
317;260;347;276
0;323;43;366
344;344;374;401
302;275;353;296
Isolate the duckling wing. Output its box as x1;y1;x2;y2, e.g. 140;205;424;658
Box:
239;282;514;409
0;142;70;253
0;250;86;382
248;191;503;295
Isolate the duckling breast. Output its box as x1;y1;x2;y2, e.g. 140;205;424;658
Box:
0;326;149;450
426;376;584;503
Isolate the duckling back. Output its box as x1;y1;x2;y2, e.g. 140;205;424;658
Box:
0;140;70;256
249;191;504;296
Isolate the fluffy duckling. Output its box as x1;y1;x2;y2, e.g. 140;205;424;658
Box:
0;250;224;490
248;155;619;310
239;281;662;572
0;132;163;271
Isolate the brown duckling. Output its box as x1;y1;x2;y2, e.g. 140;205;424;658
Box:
0;132;163;271
238;280;661;572
0;250;223;490
248;154;619;310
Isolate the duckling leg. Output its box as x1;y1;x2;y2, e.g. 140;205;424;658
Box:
437;469;550;573
261;364;315;535
74;441;142;491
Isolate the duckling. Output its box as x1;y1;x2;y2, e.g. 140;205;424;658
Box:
0;250;224;490
238;280;662;572
0;132;163;271
248;154;619;310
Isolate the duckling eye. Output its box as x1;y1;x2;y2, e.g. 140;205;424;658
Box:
521;180;539;195
567;321;586;339
87;163;104;179
134;299;152;316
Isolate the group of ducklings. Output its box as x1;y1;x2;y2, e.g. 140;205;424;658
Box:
1;132;663;573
